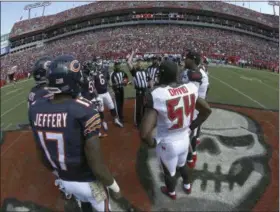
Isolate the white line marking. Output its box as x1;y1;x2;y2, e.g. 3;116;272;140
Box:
1;91;25;104
1;131;27;157
5;89;20;95
210;75;267;109
255;79;279;92
240;76;253;81
232;71;279;92
3;123;12;130
1;100;26;117
0;78;32;90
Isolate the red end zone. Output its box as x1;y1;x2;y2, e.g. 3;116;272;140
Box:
1;100;278;211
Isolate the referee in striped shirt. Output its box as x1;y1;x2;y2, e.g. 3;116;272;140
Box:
110;61;129;122
127;50;150;128
147;56;160;88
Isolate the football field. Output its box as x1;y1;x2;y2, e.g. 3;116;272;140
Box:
1;65;279;131
1;65;279;211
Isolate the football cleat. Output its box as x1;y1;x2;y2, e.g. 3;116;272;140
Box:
114;118;123;128
160;186;176;200
196;138;201;145
187;159;195;169
192;152;197;164
183;184;192;194
99;132;108;138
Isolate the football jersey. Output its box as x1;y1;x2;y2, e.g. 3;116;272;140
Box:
80;76;98;101
93;69;109;94
146;82;199;143
28;85;52;108
180;68;209;99
28;97;101;182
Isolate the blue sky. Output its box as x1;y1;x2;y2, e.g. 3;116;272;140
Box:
1;1;279;36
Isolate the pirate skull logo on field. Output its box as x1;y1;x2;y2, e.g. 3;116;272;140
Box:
141;108;269;211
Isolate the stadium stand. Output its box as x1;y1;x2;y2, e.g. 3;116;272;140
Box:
9;1;279;38
1;1;279;86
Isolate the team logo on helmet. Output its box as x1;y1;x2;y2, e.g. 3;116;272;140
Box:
43;61;51;71
69;60;81;73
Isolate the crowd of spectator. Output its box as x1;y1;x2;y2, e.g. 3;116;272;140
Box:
1;25;278;81
10;1;278;38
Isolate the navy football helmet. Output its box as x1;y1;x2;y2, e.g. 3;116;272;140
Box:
48;55;83;97
32;56;52;84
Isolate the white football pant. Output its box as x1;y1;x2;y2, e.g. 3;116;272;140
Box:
55;179;111;212
156;138;190;177
98;92;115;112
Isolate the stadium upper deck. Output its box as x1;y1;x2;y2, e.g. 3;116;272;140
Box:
10;1;279;39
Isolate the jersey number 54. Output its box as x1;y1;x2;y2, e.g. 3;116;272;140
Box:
166;94;196;130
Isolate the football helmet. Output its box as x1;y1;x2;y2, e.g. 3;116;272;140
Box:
47;54;82;97
94;56;103;71
158;60;179;85
32;56;52;84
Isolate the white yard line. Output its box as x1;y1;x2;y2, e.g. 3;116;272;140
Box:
0;78;32;90
1;100;26;117
5;89;20;96
3;123;12;130
256;79;279;92
230;70;279;92
1;91;25;104
210;75;267;109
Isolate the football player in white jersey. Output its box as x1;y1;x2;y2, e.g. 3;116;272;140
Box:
140;60;212;200
180;50;210;168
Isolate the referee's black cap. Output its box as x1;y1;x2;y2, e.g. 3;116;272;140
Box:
158;60;178;84
185;49;201;65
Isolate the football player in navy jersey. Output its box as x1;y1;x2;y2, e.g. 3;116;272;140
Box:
27;56;53;108
80;62;108;138
92;58;123;128
28;55;122;211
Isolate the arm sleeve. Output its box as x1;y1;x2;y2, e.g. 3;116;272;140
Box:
79;105;101;140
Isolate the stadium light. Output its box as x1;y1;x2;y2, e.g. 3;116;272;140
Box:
268;1;279;16
24;2;51;19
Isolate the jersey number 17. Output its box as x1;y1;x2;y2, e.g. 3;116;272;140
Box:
166;94;196;130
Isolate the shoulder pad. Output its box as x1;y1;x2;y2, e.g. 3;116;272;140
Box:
187;70;202;83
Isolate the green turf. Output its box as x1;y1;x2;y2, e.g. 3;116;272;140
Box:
1;65;279;131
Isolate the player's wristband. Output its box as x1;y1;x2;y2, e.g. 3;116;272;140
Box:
108;179;120;193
